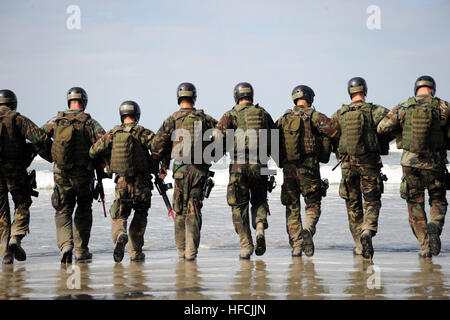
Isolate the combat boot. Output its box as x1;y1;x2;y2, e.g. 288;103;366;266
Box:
75;252;93;262
239;245;254;259
291;246;302;257
300;228;314;257
113;233;128;263
130;252;146;262
360;230;374;260
255;222;266;256
60;247;73;264
418;250;432;259
427;222;441;256
2;253;13;265
9;236;26;262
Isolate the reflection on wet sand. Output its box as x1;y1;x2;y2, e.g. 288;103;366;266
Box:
344;257;386;299
0;265;30;299
231;259;275;300
406;258;449;300
175;260;211;299
287;257;328;299
113;262;152;299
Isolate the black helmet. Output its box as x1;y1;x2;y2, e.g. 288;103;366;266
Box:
177;82;197;105
347;77;367;97
67;87;88;109
119;100;141;123
291;85;315;105
414;75;436;96
0;89;17;110
234;82;254;104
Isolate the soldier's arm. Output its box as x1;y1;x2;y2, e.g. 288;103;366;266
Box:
377;105;402;135
89;131;112;159
41;117;57;138
86;118;106;144
276;116;287;167
18;115;54;163
313;111;341;141
150;117;174;171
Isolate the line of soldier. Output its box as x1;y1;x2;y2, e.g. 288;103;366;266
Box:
0;75;448;265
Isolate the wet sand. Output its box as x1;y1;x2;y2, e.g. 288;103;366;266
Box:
1;248;449;300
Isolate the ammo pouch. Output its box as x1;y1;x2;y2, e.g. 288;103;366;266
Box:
343;109;365;156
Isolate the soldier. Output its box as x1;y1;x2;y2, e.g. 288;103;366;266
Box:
0;89;50;264
377;75;449;258
43;87;106;264
90;101;159;262
331;77;391;260
151;83;217;261
277;85;340;257
216;82;276;259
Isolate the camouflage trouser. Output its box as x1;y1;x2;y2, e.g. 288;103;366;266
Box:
52;168;94;256
227;163;269;250
400;166;447;254
281;163;322;250
339;164;383;249
0;166;32;258
172;164;207;260
110;173;152;259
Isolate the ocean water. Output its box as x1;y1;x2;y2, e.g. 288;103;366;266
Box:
22;144;449;259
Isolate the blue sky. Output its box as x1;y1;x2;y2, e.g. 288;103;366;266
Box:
0;0;449;130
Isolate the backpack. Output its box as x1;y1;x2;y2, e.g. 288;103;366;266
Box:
51;111;91;170
282;107;316;161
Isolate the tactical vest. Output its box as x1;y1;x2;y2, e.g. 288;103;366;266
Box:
401;97;444;154
0;110;26;163
172;109;208;165
230;104;266;161
51;111;91;170
282;107;317;161
338;102;379;156
110;125;151;176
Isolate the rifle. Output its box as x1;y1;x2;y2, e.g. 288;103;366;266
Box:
154;177;175;222
28;170;39;197
320;179;329;197
332;155;349;171
203;171;215;199
93;168;112;218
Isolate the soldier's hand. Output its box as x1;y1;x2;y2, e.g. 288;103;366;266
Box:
158;168;167;180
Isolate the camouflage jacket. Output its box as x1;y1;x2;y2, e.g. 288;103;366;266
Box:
216;102;276;164
276;105;341;171
331;100;390;168
151;108;218;171
89;122;159;175
377;94;449;170
0;106;50;169
42;109;106;172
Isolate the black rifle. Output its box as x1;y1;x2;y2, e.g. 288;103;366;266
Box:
320;178;329;197
28;170;39;197
155;177;175;222
203;171;215;199
93;168;112;218
267;175;277;193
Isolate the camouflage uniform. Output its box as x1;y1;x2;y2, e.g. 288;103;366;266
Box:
216;102;276;257
332;100;390;255
277;106;340;255
0;106;50;262
43;109;105;259
151;108;217;260
89;122;159;260
377;94;449;256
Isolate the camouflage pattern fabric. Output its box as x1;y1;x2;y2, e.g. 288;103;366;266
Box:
377;95;449;254
400;166;447;255
332;100;389;251
43;109;105;256
172;164;207;260
0;106;50;259
276;106;340;251
90;122;159;259
151;108;217;260
226;163;269;253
